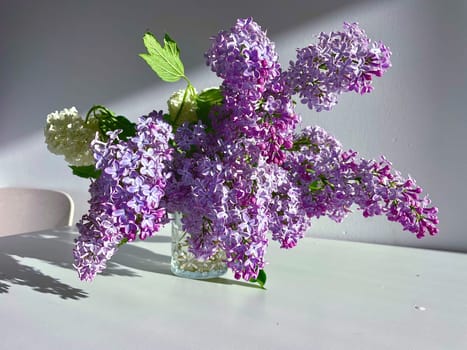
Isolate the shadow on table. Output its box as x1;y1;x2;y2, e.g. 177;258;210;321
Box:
0;227;172;300
200;277;263;289
0;227;262;297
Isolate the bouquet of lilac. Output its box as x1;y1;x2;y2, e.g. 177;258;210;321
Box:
45;18;439;287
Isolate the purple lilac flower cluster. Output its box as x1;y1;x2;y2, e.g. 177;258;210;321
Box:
206;17;300;164
285;22;392;111
71;18;438;283
347;155;439;238
206;17;280;103
267;164;311;249
284;127;439;238
74;112;173;281
165;121;273;280
166;123;439;281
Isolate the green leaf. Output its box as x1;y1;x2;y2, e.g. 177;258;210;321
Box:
197;88;223;105
308;179;323;192
290;136;312;151
117;237;129;247
99;115;136;141
250;269;267;289
319;175;335;191
139;32;186;83
86;105;136;141
196;88;223;126
69;165;101;179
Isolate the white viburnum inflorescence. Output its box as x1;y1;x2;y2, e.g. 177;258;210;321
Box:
44;107;99;166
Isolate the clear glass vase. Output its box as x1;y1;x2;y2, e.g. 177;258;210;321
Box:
170;212;227;279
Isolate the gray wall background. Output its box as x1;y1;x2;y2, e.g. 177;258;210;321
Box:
1;0;466;251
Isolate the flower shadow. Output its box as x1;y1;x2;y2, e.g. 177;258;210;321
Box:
0;227;263;296
108;242;172;276
0;227;172;299
200;277;263;289
0;253;88;300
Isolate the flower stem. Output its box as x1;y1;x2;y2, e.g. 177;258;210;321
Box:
85;105;114;124
173;83;195;127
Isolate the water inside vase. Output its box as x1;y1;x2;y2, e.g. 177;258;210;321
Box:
170;212;227;279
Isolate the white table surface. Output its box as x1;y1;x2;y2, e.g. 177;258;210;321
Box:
1;226;466;350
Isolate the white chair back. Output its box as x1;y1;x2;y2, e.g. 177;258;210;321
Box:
0;188;74;236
